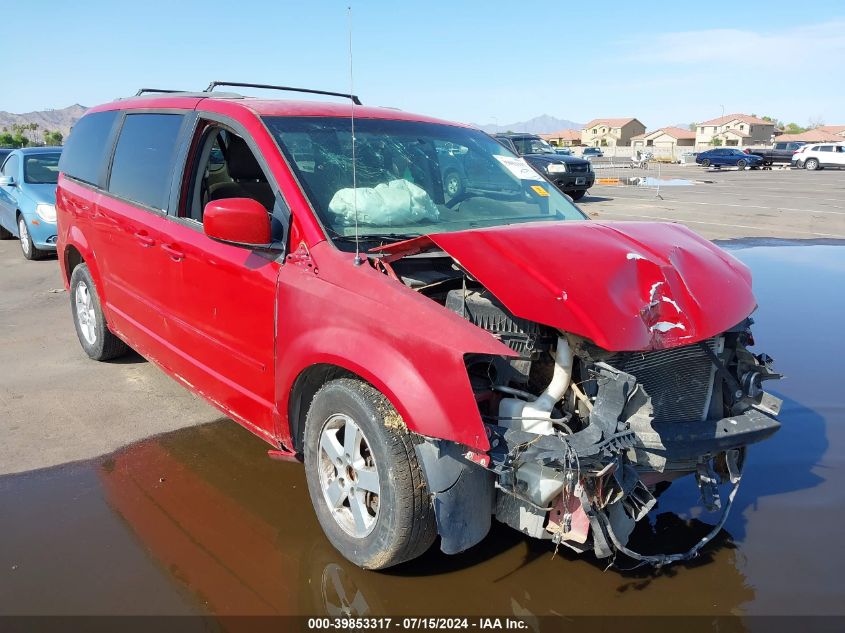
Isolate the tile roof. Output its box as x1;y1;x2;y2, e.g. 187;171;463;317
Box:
774;130;845;142
717;128;750;137
582;118;638;129
654;126;696;140
540;129;581;140
817;125;845;135
698;113;774;127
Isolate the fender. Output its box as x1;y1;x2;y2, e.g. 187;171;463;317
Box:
274;242;516;452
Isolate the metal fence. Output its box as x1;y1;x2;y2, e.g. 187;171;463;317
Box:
588;155;668;198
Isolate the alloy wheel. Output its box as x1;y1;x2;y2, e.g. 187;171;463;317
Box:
75;281;98;345
318;413;381;538
18;218;30;257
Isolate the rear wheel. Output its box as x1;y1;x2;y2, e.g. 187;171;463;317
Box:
69;263;129;361
443;170;464;200
805;158;820;171
568;190;586;201
304;378;436;569
701;158;711;167
18;215;44;261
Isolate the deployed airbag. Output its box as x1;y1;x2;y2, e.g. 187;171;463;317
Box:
328;179;440;226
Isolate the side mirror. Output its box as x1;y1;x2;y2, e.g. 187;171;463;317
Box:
203;198;272;247
0;176;14;186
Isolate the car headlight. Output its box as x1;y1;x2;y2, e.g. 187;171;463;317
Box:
547;163;567;174
35;203;56;223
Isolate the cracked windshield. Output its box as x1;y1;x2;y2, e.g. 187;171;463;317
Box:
264;117;585;246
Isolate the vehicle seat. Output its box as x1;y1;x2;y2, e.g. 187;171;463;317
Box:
207;136;275;210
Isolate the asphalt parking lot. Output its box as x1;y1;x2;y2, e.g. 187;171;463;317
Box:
1;167;843;477
582;163;845;240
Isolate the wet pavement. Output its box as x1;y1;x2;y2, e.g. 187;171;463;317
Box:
1;240;844;619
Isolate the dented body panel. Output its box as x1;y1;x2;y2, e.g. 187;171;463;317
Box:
379;221;756;351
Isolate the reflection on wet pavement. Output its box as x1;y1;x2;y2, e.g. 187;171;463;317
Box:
1;241;844;618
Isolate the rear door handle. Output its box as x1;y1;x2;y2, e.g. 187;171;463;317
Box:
134;231;155;247
161;243;184;262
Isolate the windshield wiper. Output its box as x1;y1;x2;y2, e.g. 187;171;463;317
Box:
331;232;421;245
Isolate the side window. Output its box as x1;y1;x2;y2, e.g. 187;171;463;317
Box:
1;154;18;178
59;111;119;186
818;145;833;152
774;143;786;150
184;124;277;225
108;113;185;210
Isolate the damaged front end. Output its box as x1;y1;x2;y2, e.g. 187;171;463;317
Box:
482;323;781;565
378;224;782;566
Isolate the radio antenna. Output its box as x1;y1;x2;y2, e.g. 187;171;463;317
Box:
348;6;363;266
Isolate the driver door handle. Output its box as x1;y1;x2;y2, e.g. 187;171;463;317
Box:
134;231;155;247
161;243;184;262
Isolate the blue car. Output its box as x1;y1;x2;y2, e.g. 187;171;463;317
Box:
695;148;762;169
0;147;62;259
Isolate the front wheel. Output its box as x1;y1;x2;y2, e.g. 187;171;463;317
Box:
805;158;820;171
568;190;587;201
18;216;45;261
736;159;748;169
69;263;129;361
304;378;437;569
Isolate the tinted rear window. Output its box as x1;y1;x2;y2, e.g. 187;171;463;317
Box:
108;113;185;210
59;111;119;186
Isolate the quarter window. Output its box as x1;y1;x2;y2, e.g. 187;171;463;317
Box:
1;154;18;178
108;113;185;210
59;111;119;186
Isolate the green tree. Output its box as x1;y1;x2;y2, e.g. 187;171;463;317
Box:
688;122;697;131
43;130;63;146
710;138;723;146
783;122;807;135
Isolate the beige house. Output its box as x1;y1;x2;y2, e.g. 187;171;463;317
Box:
695;114;775;148
630;127;696;152
540;129;581;147
581;118;646;147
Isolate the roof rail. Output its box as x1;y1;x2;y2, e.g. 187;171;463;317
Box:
135;88;187;96
204;81;362;105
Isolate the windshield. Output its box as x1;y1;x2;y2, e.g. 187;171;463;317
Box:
511;137;556;155
264;117;585;248
23;153;61;184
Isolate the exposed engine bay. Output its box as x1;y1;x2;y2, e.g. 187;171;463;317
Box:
380;250;782;566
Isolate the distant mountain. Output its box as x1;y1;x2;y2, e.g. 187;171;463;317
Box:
471;114;583;134
0;104;88;140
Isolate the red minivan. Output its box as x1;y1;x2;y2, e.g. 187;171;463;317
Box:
56;84;782;569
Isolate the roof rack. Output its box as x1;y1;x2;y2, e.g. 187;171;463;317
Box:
204;81;362;105
134;88;187;96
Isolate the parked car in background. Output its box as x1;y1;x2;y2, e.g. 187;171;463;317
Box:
553;147;572;155
791;144;845;170
494;133;595;200
695;148;763;169
56;85;781;571
746;141;807;166
0;147;62;259
582;147;603;158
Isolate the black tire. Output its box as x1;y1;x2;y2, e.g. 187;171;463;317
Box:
736;159;748;169
0;223;13;240
805;158;820;171
304;378;437;569
18;214;45;261
443;169;464;200
568;190;586;201
701;158;711;167
69;263;129;361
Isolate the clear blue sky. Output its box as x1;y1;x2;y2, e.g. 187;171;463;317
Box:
3;0;844;128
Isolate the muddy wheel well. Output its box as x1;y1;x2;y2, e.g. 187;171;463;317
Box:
288;363;355;453
64;246;84;285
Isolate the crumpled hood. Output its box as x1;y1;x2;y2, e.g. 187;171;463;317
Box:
379;221;756;351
